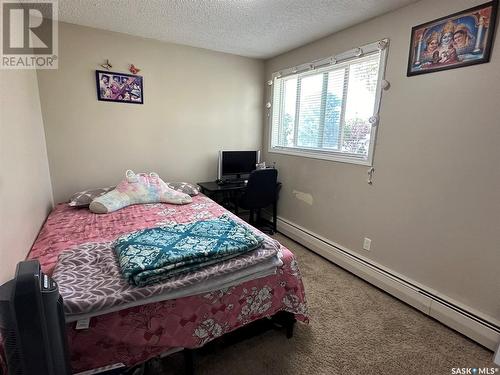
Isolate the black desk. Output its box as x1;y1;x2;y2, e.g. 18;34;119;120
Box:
197;181;246;212
197;181;247;194
197;180;280;233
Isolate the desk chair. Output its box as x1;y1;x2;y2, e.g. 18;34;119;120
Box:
238;168;279;234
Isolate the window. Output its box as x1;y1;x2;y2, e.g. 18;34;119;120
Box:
269;40;388;165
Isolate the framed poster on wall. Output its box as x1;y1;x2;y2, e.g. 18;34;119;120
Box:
96;70;144;104
407;0;498;76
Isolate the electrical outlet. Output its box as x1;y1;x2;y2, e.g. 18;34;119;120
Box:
363;237;371;251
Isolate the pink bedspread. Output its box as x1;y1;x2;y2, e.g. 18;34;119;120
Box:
18;196;309;372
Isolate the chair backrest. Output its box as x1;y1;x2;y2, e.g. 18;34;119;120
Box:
241;168;278;209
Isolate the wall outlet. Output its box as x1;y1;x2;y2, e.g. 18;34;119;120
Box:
363;237;372;251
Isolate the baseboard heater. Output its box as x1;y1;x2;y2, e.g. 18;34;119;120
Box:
276;216;500;351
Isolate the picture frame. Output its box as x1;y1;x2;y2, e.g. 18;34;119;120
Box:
407;0;498;76
95;70;144;104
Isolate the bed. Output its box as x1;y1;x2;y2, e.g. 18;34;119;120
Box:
4;194;308;373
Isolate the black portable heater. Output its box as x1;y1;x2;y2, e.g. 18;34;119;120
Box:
0;260;71;375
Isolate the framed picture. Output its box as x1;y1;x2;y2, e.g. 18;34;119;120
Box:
95;70;144;104
407;0;498;76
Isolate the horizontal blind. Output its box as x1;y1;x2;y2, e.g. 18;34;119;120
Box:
341;53;380;157
297;73;323;148
270;48;384;163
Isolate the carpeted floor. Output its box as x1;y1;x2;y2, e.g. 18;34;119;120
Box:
153;233;495;375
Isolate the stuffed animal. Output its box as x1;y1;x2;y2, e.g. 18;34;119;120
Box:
90;170;192;214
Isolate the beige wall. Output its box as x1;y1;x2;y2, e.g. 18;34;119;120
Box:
38;22;264;203
264;0;500;322
0;69;53;284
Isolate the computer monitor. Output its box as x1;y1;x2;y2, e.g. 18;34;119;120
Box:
217;150;260;183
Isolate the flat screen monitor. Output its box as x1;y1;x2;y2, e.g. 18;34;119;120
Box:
218;150;260;182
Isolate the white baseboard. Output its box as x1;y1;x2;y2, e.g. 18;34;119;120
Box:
276;216;500;351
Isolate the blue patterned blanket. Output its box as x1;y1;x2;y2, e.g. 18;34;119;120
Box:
114;215;264;286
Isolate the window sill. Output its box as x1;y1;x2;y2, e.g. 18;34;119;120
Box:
268;147;373;166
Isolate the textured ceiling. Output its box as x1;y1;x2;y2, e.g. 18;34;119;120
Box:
58;0;418;59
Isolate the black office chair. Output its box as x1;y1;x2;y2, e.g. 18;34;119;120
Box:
238;168;280;233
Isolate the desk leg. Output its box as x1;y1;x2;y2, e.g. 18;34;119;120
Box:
272;201;277;232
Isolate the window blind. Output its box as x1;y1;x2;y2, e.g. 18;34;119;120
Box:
269;40;388;165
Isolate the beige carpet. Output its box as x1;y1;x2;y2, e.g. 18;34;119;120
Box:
155;233;495;375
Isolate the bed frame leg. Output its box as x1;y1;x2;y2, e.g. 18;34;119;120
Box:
285;314;296;339
272;311;296;339
183;349;194;375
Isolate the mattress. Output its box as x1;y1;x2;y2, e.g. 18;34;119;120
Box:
21;195;309;372
53;239;283;322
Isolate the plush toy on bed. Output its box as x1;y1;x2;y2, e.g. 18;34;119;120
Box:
89;170;192;214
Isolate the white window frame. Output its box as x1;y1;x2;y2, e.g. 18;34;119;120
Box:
267;39;389;166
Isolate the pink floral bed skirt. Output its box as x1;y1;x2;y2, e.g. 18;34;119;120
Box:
67;248;307;372
1;196;308;373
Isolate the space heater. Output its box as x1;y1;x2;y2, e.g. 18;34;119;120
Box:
0;260;71;375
